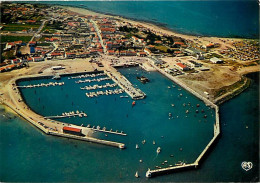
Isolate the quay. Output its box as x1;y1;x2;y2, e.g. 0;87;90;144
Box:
145;59;221;178
104;69;146;100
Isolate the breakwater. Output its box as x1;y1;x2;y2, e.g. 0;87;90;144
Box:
104;69;146;100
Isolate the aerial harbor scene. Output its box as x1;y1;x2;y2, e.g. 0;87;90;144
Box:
0;0;259;182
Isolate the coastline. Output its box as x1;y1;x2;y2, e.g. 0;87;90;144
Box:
62;5;247;45
57;3;257;39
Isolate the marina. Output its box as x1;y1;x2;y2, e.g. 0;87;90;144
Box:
0;0;258;182
12;67;218;179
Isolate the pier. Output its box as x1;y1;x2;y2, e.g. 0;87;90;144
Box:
104;69;146;100
44;111;87;119
17;81;64;88
80;83;117;90
86;88;124;98
92;127;127;136
75;77;111;84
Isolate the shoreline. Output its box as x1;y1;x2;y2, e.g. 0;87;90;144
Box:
60;5;248;43
43;3;257;39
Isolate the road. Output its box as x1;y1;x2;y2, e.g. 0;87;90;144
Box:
90;19;107;54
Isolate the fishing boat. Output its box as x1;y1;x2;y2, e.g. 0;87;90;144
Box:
136;144;139;149
120;95;129;98
137;76;149;84
157;147;161;154
135;171;139;178
132;101;136;106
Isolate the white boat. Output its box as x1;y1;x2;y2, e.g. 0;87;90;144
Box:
120;95;129;98
135;171;139;178
153;140;155;145
157;147;161;154
136;144;139;149
142;140;146;144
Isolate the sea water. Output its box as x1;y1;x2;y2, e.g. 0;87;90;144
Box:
1;67;215;181
0;69;258;182
33;1;259;38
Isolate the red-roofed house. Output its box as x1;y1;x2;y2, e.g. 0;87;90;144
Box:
29;41;36;47
65;52;76;59
176;63;189;71
108;50;115;55
137;52;147;57
33;57;44;62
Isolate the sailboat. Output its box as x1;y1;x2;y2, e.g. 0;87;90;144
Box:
135;171;139;178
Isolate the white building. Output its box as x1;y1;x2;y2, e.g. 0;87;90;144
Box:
210;57;223;64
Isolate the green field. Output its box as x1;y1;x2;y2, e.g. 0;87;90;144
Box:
1;23;40;31
155;45;168;53
1;35;32;43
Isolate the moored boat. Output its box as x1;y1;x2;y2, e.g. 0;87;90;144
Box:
135;171;139;178
157;147;161;154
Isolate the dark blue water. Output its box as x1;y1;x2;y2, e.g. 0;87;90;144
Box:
31;1;259;38
0;69;258;182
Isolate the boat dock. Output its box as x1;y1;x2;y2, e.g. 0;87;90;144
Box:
44;111;87;119
75;77;111;84
17;81;64;88
92;127;127;136
86;88;124;98
104;69;146;100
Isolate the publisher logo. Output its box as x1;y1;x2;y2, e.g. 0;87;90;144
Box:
241;161;253;171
